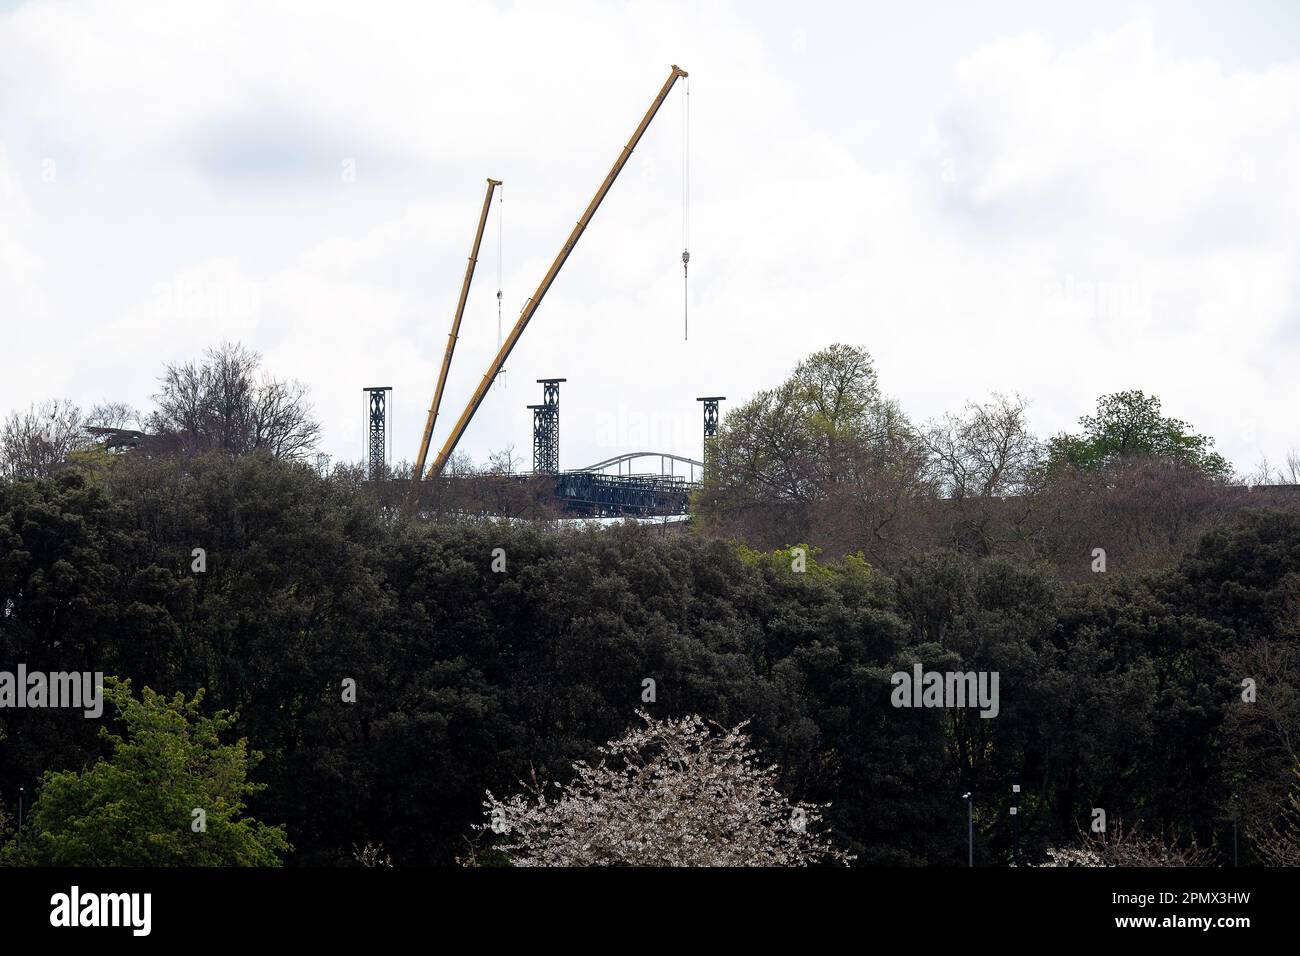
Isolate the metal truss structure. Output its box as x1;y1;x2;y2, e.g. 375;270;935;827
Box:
364;387;392;481
551;471;693;517
695;396;725;473
530;378;565;475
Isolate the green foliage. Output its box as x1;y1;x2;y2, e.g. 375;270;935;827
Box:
4;678;288;866
1;450;1294;866
699;344;921;507
736;543;840;579
1047;390;1230;478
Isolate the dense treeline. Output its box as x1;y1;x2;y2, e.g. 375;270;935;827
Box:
694;345;1297;580
2;452;1296;865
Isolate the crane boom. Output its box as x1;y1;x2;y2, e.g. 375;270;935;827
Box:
424;65;688;481
409;177;501;504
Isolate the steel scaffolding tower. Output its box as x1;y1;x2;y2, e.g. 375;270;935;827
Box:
527;404;549;474
364;386;392;481
530;378;566;475
696;396;725;473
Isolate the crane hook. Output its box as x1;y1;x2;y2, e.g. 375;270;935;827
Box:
496;288;505;388
682;249;690;340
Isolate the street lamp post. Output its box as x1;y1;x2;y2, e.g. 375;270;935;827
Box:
1010;778;1021;865
1232;793;1239;868
964;791;973;867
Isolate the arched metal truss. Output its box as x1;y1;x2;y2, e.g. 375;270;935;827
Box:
572;451;705;477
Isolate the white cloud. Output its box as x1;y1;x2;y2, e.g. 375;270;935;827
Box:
0;143;54;401
916;18;1300;465
0;4;1296;474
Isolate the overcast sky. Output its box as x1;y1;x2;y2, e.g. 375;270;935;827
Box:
1;0;1297;475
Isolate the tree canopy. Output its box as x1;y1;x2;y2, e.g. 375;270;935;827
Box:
5;678;288;866
2;452;1295;866
473;711;850;866
0;344;1293;868
1047;389;1230;478
150;342;320;460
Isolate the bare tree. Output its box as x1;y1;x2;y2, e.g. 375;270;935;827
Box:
250;376;319;460
913;393;1042;558
0;399;90;480
1251;766;1300;867
85;401;143;431
484;444;524;476
924;392;1041;499
1222;637;1300;849
1029;454;1236;579
1247;448;1300;486
149;342;320;460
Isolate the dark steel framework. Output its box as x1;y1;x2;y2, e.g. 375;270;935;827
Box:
364;387;392;481
530;378;566;475
696;396;725;472
401;471;697;517
552;472;692;517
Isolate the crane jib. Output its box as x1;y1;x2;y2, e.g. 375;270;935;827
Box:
421;66;688;483
407;177;501;504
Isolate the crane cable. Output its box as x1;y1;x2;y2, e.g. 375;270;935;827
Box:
681;76;690;341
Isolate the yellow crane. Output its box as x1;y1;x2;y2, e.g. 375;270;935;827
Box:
408;177;501;507
417;65;689;490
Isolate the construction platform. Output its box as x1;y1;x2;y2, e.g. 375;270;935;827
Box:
395;469;698;519
552;471;694;517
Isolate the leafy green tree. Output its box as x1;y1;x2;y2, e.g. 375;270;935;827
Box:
705;344;918;501
0;468;190;803
4;678;288;866
1047;390;1230;478
695;344;930;555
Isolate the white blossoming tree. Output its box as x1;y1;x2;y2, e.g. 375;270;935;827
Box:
1251;765;1300;866
1036;822;1213;867
468;711;851;867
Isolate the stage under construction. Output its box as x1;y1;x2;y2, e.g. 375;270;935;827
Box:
395;466;696;519
552;470;694;517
